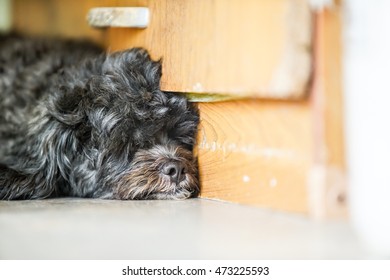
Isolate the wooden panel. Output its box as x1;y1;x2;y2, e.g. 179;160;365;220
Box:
197;100;312;213
308;3;347;219
196;6;346;217
108;0;312;99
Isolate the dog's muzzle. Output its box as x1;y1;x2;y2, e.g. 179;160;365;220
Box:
114;145;199;200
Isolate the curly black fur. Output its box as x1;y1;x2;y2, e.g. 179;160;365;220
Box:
0;34;199;200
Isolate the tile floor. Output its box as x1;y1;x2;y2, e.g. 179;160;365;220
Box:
0;198;375;259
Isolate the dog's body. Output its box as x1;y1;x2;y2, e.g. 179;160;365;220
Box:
0;34;199;200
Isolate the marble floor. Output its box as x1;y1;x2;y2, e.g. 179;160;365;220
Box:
0;198;375;259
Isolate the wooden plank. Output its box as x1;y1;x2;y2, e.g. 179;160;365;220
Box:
197;100;312;213
308;3;347;219
108;0;312;99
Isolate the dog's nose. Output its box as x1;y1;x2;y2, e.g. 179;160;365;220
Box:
161;162;186;184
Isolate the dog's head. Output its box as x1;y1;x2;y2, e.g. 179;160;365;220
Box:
51;48;199;199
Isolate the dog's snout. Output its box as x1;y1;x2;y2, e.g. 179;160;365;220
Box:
161;162;186;184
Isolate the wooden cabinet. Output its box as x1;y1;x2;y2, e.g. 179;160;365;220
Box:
11;0;346;218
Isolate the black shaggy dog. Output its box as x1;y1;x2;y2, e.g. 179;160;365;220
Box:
0;34;199;200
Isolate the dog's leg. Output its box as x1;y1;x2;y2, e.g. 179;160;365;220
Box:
0;164;55;200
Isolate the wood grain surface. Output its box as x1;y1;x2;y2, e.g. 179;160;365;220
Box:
197;100;312;213
107;0;312;98
308;5;347;219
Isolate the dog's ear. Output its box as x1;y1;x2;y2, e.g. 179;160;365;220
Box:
103;48;162;88
47;85;95;143
149;57;162;83
143;57;162;87
128;47;162;80
130;48;162;83
48;86;86;126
